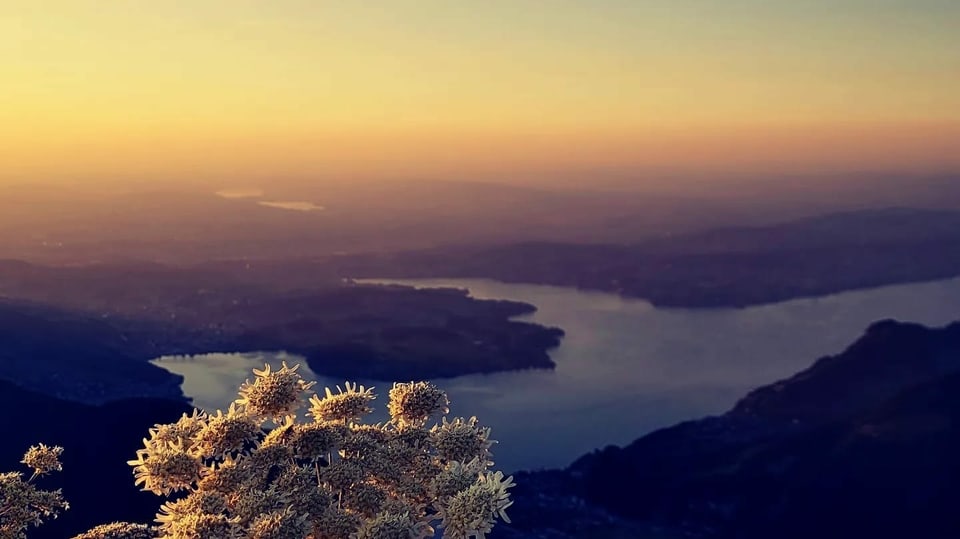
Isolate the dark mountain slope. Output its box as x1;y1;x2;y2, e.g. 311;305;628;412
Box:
0;381;190;538
501;320;960;538
0;262;563;403
0;299;184;403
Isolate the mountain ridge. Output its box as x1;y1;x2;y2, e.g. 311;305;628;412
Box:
498;319;960;538
329;207;960;308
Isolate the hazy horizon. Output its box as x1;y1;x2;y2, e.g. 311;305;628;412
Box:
3;1;959;265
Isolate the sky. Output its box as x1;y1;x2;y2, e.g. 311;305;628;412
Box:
2;0;959;187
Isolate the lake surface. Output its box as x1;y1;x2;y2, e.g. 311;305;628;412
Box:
154;277;960;473
213;189;324;211
257;201;325;212
215;188;264;199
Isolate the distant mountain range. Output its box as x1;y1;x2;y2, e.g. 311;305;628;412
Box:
5;174;958;265
332;207;960;307
499;319;960;538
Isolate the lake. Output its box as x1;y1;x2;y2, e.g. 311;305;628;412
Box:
257;201;325;212
153;277;960;473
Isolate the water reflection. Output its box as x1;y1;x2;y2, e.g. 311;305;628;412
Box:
258;201;324;212
215;188;264;199
154;277;960;472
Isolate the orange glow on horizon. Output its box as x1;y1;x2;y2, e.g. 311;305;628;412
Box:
2;1;958;186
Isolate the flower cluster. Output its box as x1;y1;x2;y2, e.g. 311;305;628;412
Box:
0;445;68;539
121;363;513;538
387;382;450;428
237;362;316;422
73;522;155;539
20;444;64;477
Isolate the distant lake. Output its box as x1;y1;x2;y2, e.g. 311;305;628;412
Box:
215;188;264;199
258;201;325;212
154;277;960;473
212;189;324;211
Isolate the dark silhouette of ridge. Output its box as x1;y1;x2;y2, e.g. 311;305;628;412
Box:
0;263;563;403
332;207;960;307
501;320;960;538
0;381;190;538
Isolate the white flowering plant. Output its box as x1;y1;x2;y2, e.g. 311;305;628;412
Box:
117;362;515;539
0;444;69;538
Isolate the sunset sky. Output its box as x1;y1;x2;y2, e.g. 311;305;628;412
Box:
2;1;959;186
